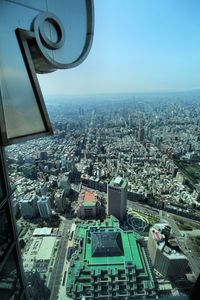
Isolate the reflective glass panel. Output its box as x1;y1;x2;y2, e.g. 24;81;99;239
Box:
0;157;5;202
0;1;49;142
0;0;93;144
0;178;3;202
0;250;22;299
0;203;13;264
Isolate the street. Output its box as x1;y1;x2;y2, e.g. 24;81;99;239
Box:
49;218;72;300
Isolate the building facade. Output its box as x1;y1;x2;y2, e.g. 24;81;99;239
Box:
54;189;66;213
77;190;100;219
148;223;188;278
37;196;52;219
19;192;38;218
107;176;128;221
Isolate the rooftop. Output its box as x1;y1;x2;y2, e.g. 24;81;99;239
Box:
109;176;128;189
33;227;52;236
91;231;124;257
66;217;155;299
114;176;122;185
79;190;97;207
84;191;95;203
36;236;56;260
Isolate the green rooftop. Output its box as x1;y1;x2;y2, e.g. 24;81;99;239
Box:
109;176;128;189
82;202;96;207
66;217;156;299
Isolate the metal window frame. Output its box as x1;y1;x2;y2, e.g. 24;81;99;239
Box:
0;28;53;147
0;0;94;146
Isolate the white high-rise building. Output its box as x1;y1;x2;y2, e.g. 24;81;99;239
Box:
148;223;188;278
37;196;52;219
107;176;128;221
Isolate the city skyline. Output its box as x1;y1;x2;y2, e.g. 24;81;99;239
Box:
39;0;200;97
1;1;200;299
7;95;200;298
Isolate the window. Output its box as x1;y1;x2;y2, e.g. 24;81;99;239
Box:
0;203;13;263
0;248;23;299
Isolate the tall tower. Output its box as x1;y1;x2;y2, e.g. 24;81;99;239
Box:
107;176;128;221
37;196;52;219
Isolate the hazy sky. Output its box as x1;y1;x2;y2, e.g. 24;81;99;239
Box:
39;0;200;96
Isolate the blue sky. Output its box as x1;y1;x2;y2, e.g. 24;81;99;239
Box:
39;0;200;96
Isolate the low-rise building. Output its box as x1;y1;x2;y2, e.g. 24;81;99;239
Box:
77;190;100;219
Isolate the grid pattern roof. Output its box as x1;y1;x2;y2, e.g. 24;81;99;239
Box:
66;217;156;299
91;231;124;257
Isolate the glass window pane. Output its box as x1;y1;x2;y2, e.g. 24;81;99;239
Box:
0;1;49;142
0;250;22;299
0;178;4;201
0;156;5;202
0;47;46;139
0;203;13;263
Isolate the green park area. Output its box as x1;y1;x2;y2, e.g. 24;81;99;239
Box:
175;160;200;185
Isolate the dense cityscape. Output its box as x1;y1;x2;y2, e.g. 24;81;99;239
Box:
6;93;200;299
1;1;200;299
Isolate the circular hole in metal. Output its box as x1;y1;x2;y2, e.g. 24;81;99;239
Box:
39;16;65;50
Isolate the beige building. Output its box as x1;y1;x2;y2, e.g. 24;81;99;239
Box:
77;190;100;219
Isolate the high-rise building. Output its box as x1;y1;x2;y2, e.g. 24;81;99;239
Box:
107;176;128;221
40;151;48;161
19;192;39;219
138;127;145;142
148;223;188;278
37;196;52;219
54;189;66;213
57;175;71;197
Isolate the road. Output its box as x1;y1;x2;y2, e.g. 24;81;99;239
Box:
127;200;159;217
85;110;94;154
49;218;72;300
